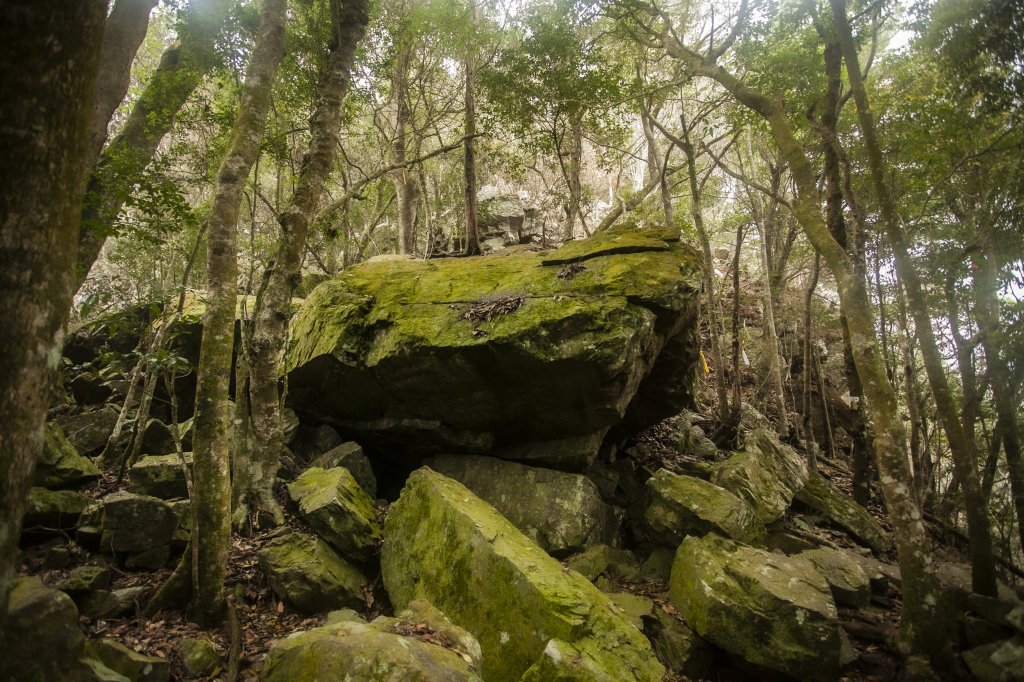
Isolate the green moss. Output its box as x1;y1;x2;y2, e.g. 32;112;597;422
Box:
286;466;382;561
382;468;663;682
669;534;842;681
259;531;368;614
795;470;890;554
645;470;765;546
711;429;808;524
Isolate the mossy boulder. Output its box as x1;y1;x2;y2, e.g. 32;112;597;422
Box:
55;405;120;455
645;469;764;546
261;604;483;682
795;469;890;554
286;223;702;468
309;441;377;498
176;638;221;677
58;565;113;596
259;531;367;614
381;467;664;682
84;638;169;682
0;577;90;682
286;466;382;562
646;607;714;679
128;453;192;500
669;534;842;681
22;487;92;533
34;422;100;489
564;544;641;582
711;429;808;524
798;547;871;608
426;454;619;556
99;491;177;568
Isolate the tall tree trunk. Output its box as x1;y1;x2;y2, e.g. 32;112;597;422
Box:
756;219;790;436
234;0;370;531
803;253;820;468
0;0;106;636
658;29;954;667
189;0;286;625
561;114;584;240
639;104;675;229
87;0;160;172
829;0;997;598
679;114;729;417
463;0;481;256
393;40;417;255
76;0;233;291
971;222;1024;554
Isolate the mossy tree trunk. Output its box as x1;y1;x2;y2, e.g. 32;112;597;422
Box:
829;0;997;598
463;0;481;256
188;0;286;626
76;0;234;291
652;15;955;668
0;0;105;634
233;0;370;532
393;37;418;256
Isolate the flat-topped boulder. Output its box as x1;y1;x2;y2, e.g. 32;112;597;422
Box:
285;223;701;468
382;468;664;681
645;469;764;546
34;422;100;489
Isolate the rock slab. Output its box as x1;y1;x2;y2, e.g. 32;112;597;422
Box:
382;467;664;682
645;469;764;545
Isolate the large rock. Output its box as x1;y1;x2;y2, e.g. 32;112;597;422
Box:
795;469;890;554
22;487;92;533
669;534;843;681
84;638;169;682
712;429;808;524
128;453;192;500
382;468;664;682
0;576;90;682
261;605;482;682
286;223;702;468
310;441;377;498
645;469;764;546
286;466;382;562
99;491;177;568
259;531;367;614
34;422;100;489
55;405;120;455
798;547;871;608
426;454;618;556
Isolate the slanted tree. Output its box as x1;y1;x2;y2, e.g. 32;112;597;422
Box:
0;0;106;634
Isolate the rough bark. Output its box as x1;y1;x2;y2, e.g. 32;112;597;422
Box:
561;114;584;240
679;116;729;417
0;0;106;635
87;0;160;172
188;0;286;625
464;0;481;255
971;224;1024;554
829;0;996;598
393;41;418;255
656;21;954;665
76;0;233;290
234;0;370;532
639;105;676;230
755;213;790;436
803;254;820;469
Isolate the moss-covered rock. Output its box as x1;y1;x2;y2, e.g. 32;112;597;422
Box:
176;637;221;677
58;565;113;596
98;491;177;567
564;544;641;582
286;223;702;467
645;469;764;546
309;441;377;498
795;469;890;554
382;468;664;682
55;405;120;456
286;466;382;562
798;547;871;608
669;534;842;681
260;616;482;681
259;531;367;614
84;638;169;682
646;607;714;680
22;487;92;532
34;422;100;489
0;577;90;682
711;429;808;524
128;453;192;500
426;454;619;556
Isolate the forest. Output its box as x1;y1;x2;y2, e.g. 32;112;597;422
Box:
0;0;1022;680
